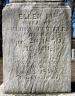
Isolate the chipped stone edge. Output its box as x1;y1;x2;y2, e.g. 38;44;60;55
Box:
3;2;70;10
9;0;65;3
0;83;75;96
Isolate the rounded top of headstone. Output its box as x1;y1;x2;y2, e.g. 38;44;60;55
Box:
10;0;65;3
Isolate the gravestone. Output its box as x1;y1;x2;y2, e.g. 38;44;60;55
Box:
2;0;71;94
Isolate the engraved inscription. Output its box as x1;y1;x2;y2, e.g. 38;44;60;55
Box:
19;14;41;19
10;8;67;84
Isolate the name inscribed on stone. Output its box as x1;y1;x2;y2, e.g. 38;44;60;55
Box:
11;8;66;78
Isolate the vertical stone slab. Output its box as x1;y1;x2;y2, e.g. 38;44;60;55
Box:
3;2;71;93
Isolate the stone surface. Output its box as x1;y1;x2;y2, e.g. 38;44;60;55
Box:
72;49;75;61
10;0;64;3
3;2;71;93
0;84;75;96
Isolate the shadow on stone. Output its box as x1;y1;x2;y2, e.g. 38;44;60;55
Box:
71;82;75;92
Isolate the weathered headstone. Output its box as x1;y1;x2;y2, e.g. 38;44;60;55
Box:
3;0;71;94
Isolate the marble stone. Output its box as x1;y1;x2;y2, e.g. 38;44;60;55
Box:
0;84;75;96
72;49;75;61
3;2;71;93
10;0;64;3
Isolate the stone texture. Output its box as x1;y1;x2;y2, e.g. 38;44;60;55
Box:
72;49;75;61
3;2;71;93
0;84;75;96
10;0;64;3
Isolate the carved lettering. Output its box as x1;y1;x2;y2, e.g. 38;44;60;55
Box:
13;11;64;57
19;14;41;19
46;14;52;19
